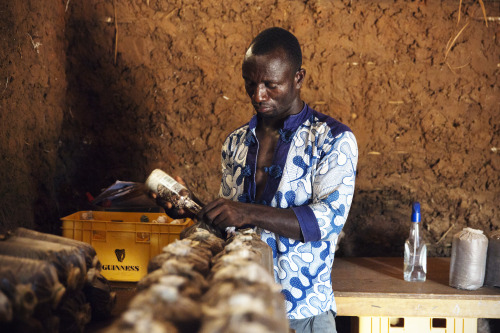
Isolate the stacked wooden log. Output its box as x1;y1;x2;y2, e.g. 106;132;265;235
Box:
0;228;116;332
107;227;288;333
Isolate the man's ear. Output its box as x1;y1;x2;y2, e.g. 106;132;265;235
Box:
295;68;306;88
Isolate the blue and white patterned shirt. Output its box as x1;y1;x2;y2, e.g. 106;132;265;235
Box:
219;103;358;319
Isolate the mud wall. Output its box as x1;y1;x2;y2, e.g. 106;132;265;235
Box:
0;1;67;234
1;0;498;256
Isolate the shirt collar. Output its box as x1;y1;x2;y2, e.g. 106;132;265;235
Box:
248;103;312;132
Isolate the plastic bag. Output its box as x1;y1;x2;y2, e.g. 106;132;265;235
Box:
56;290;91;333
128;284;202;332
0;270;37;320
138;259;208;300
13;227;100;273
82;271;116;321
201;262;286;333
0;289;13;322
0;254;65;309
148;239;212;276
106;308;179;333
201;228;286;332
449;227;488;290
180;221;227;240
211;229;274;275
200;288;289;333
156;275;204;300
0;236;87;291
484;231;500;287
91;181;158;211
184;228;225;256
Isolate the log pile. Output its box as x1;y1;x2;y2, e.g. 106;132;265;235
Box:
107;228;288;333
0;228;116;332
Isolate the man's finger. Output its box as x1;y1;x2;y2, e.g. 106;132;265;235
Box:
175;176;186;186
200;197;225;215
211;212;229;229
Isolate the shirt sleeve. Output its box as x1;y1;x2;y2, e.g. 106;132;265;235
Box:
293;131;358;242
219;135;233;199
219;130;249;201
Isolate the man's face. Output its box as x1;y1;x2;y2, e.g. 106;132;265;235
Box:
242;47;304;119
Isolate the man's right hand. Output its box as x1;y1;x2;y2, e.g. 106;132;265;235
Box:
149;175;196;219
150;191;190;219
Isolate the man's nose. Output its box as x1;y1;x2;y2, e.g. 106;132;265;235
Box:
252;84;268;103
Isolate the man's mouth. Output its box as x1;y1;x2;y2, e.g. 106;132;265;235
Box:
254;104;272;112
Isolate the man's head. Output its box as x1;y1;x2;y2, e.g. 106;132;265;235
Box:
242;27;305;120
247;27;302;73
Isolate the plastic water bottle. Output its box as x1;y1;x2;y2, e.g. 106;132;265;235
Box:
404;202;427;282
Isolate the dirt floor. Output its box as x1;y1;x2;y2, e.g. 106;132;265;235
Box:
0;0;499;258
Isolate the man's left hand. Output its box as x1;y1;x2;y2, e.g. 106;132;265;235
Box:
198;198;252;229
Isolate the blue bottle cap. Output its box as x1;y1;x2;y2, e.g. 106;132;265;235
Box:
411;202;421;223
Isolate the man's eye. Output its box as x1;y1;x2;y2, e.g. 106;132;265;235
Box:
267;83;277;89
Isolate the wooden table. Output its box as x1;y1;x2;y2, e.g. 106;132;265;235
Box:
331;257;500;333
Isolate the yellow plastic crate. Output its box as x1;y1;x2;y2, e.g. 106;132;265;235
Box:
358;316;477;333
61;211;194;282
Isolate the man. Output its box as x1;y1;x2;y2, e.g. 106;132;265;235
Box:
164;27;357;332
199;27;358;332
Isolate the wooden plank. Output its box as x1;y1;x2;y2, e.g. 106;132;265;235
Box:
335;295;500;318
331;257;500;318
332;257;500;299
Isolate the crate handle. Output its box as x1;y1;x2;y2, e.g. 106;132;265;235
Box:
92;230;106;242
136;232;150;243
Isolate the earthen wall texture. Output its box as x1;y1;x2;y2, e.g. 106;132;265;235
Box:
1;0;498;255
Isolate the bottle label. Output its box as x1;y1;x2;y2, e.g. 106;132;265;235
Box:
146;169;186;194
145;169;202;213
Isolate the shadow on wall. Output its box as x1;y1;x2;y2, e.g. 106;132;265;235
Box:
56;13;148;217
339;188;411;257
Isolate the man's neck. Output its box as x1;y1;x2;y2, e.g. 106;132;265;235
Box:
257;100;304;132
